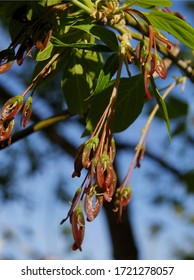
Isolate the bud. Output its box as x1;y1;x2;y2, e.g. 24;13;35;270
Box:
120;186;132;208
108;137;116;163
136;39;149;65
1;95;23;121
113;185;132;222
21;96;33;127
70;203;85;251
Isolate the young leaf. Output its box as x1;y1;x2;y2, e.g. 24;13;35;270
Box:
85;75;145;134
150;78;171;141
145;11;194;50
125;0;172;8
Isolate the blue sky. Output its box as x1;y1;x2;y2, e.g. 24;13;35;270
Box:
0;1;194;260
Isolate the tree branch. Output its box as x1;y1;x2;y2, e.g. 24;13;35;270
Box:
0;110;72;150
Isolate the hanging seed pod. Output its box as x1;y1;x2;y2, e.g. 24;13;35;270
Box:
96;154;117;202
82;136;99;169
16;38;34;66
21;96;33;127
70;203;85;251
60;187;82;225
72;143;85;178
1;95;23;121
0;49;15;74
0;118;15;143
103;164;117;202
150;53;167;79
0;60;14;74
84;192;103;222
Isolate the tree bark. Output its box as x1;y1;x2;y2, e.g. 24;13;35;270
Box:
104;201;138;260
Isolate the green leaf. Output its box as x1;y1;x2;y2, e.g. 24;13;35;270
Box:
125;0;172;8
61;49;103;115
92;53;119;96
35;42;54;61
73;24;118;51
150;78;171;141
85;75;145;134
145;11;194;50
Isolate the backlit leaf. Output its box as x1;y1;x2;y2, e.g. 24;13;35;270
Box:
61;49;103;115
145;11;194;49
125;0;172;8
92;53;119;96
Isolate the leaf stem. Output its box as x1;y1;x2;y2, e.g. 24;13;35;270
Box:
70;0;93;14
21;50;65;97
121;80;177;187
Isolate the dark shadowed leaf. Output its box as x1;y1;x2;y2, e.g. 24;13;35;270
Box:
73;25;118;51
182;171;194;193
166;96;188;119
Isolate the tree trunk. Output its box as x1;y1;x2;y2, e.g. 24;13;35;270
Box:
104;202;138;260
